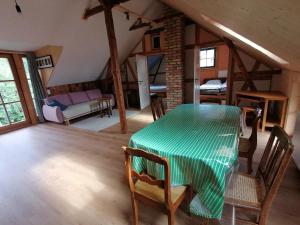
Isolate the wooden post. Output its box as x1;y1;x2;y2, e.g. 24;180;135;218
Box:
226;48;235;105
100;0;127;133
224;38;257;91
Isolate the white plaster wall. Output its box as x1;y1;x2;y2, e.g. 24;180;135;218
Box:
272;70;300;135
0;0;163;86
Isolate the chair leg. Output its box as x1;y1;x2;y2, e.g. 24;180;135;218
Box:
167;210;175;225
247;157;253;174
186;186;193;215
131;196;139;225
232;205;236;225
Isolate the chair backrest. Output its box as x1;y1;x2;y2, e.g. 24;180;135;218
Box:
150;94;165;121
122;146;172;206
256;126;294;221
249;108;262;152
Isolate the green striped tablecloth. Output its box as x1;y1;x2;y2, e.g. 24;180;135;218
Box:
128;104;240;219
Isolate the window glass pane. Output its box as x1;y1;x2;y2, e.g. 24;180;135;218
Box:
207;49;215;58
0;82;20;103
207;58;215;67
0;105;9;127
6;102;25;124
22;57;31;79
200;50;207;59
200;59;207;67
0;58;14;81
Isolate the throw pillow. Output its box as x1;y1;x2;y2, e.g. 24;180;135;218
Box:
47;100;68;111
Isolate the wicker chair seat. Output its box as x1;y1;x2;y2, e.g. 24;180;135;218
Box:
225;173;261;209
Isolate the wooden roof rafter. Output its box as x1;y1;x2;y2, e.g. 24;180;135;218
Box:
82;0;130;20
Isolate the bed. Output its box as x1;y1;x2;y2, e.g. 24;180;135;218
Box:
150;84;167;98
200;78;227;103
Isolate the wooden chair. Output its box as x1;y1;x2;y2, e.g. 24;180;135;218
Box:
150;93;165;121
239;108;262;174
225;125;294;225
122;146;189;225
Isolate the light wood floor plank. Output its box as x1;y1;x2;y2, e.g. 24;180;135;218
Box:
0;109;299;225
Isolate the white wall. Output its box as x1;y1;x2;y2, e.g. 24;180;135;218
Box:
272;70;300;135
0;0;163;86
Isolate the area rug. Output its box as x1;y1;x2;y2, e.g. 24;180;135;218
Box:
70;109;139;132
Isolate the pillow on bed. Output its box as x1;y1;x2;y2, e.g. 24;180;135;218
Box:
206;79;222;85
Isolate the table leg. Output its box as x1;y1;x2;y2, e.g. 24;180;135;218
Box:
100;100;104;117
262;100;269;132
232;205;236;225
280;99;287;128
235;96;240;106
108;99;112;117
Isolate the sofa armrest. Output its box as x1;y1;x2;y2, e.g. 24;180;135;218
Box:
102;94;115;107
42;104;64;123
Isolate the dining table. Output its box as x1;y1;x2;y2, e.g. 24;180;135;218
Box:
128;104;241;219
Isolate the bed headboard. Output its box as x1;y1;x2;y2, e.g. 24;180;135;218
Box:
202;77;227;84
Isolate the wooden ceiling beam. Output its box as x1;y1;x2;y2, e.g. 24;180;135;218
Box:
234;69;281;77
83;0;130;20
116;4;155;24
125;60;137;81
234;73;272;81
241;60;261;89
83;5;104;19
224;37;257;91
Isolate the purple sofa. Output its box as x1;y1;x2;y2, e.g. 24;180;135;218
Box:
42;89;115;124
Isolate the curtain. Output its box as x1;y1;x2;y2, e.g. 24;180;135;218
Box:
26;53;46;122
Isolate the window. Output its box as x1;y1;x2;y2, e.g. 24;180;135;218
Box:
151;34;161;49
200;48;216;68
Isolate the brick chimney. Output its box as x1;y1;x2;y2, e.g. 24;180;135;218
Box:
163;5;185;109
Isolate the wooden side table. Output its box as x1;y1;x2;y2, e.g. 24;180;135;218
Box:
236;91;288;132
98;97;112;118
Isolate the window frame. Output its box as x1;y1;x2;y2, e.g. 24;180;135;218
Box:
151;33;161;50
199;47;216;69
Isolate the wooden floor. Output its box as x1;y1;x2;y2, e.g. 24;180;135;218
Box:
0;109;299;225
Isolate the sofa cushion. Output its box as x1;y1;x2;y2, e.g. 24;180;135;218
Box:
62;101;96;119
47;100;68;111
86;89;102;100
46;94;72;106
69;91;89;104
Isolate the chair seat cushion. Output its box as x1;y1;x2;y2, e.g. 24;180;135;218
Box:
239;138;251;153
134;180;187;204
225;173;261;209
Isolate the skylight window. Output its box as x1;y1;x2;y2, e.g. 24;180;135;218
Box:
201;15;289;65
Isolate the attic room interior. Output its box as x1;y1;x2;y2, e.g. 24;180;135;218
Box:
1;0;300;225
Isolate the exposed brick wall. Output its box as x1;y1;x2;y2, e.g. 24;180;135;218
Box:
163;6;185;109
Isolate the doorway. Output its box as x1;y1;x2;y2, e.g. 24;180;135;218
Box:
0;54;30;133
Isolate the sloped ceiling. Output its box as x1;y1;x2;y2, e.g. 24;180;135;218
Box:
162;0;300;72
0;0;163;86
